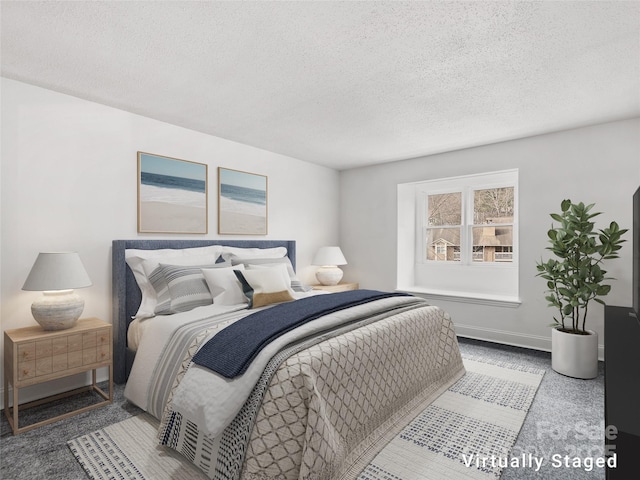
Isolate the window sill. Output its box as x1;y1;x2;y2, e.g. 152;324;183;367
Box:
397;286;521;308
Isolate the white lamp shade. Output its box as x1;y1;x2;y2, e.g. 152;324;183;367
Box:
23;252;92;330
312;246;347;266
22;252;92;291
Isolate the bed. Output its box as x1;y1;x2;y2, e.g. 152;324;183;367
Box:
112;239;464;480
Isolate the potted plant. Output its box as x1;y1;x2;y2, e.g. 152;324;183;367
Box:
536;199;627;379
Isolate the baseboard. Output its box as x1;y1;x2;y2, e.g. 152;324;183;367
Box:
455;323;605;361
0;369;110;411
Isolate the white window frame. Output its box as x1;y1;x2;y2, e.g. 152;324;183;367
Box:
397;169;520;307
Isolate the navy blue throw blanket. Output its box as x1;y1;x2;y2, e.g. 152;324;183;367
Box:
192;289;410;378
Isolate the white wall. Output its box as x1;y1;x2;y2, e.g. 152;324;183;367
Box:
2;78;638;411
340;118;640;357
0;78;340;406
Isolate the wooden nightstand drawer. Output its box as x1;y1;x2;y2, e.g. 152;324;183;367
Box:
52;353;68;372
312;282;359;293
36;339;53;357
68;333;83;352
98;344;110;362
68;350;83;368
18;361;35;381
4;317;113;435
35;356;52;376
18;343;35;363
97;329;110;346
82;348;97;365
52;336;68;355
83;331;97;349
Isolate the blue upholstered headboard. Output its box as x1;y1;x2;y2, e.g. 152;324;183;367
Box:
112;239;296;383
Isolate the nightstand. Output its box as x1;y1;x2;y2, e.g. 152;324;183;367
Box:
3;317;113;434
312;282;359;292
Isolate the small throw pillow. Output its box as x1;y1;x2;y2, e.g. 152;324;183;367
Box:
202;265;248;306
232;256;309;291
234;267;294;309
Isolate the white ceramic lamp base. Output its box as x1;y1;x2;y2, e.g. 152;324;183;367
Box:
316;266;344;286
31;289;84;330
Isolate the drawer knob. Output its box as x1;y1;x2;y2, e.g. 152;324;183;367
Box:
22;352;30;358
22;369;29;375
101;352;106;358
100;336;106;342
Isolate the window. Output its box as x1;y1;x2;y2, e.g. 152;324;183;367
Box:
424;187;515;264
426;192;461;262
397;169;519;306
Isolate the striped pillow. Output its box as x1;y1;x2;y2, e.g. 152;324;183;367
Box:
151;263;223;315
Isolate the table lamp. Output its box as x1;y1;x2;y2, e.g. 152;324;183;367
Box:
313;246;347;286
22;252;92;330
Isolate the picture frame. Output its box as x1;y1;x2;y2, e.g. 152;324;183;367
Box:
137;152;208;234
218;167;268;235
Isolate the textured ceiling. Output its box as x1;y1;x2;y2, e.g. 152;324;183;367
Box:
2;1;639;170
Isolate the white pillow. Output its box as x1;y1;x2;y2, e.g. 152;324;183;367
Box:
235;267;295;309
125;246;223;319
220;246;287;263
246;263;292;289
236;257;308;292
202;265;248;306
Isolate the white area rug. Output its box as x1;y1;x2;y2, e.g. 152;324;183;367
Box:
358;357;545;480
68;357;544;480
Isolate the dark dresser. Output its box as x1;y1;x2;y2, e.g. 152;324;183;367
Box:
604;305;640;479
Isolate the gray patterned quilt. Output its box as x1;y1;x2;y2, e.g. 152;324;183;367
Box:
148;295;463;479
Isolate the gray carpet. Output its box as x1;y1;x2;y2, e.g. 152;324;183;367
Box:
0;338;605;480
460;339;605;480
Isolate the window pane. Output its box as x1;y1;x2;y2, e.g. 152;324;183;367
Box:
427;192;461;226
426;228;461;261
472;226;514;262
473;187;514;224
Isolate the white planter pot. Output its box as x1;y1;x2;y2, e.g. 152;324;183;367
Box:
551;327;598;379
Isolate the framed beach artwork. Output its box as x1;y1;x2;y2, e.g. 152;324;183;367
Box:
137;152;208;234
218;167;268;235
